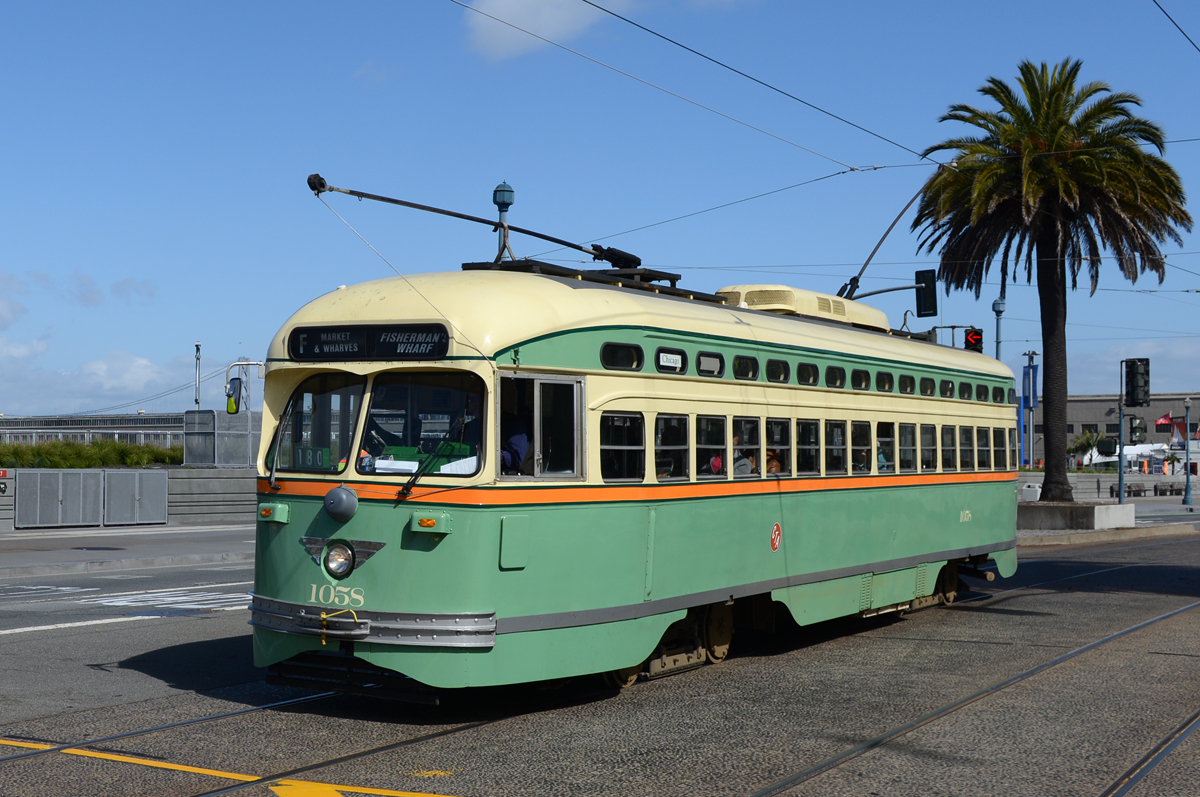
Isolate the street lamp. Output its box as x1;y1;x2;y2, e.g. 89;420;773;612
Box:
1185;397;1193;507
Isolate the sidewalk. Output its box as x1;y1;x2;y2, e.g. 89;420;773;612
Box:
0;523;255;578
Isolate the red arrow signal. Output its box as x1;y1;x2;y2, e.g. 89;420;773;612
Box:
964;327;984;352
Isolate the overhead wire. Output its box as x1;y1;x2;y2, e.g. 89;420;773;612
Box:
577;0;934;163
449;0;858;170
1151;0;1200;55
71;367;227;416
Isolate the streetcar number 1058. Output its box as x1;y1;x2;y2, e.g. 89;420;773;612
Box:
310;583;366;607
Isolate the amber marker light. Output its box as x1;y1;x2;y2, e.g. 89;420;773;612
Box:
260;507;273;518
418;518;437;528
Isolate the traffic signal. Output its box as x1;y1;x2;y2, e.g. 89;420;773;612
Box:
1129;416;1147;443
964;327;984;353
914;270;938;318
1124;358;1150;407
1097;437;1118;457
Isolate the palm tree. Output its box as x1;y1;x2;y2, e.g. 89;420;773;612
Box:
1068;428;1102;468
912;59;1191;502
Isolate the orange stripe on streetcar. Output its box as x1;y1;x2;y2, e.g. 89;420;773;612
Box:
258;470;1016;506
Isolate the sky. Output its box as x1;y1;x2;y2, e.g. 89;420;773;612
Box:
3;0;1200;417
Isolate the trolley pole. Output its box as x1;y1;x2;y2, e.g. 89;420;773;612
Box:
493;182;513;261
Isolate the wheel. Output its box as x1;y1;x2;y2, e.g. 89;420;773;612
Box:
937;563;959;604
704;602;734;663
601;663;641;689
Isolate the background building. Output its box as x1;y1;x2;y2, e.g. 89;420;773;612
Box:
1028;393;1198;463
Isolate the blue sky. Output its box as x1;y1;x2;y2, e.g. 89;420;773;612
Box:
3;0;1200;416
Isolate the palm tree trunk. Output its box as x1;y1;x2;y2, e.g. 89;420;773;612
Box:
1037;227;1074;502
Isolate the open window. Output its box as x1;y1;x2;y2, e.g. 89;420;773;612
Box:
497;374;584;479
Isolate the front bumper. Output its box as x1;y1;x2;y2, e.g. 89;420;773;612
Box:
249;593;496;648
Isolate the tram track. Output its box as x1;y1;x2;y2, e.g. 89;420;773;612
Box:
186;685;611;797
0;692;336;765
1099;704;1200;796
744;598;1200;796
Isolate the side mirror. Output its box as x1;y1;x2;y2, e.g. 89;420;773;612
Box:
226;377;243;414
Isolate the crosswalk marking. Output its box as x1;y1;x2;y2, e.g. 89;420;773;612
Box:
0;585;98;600
79;590;250;610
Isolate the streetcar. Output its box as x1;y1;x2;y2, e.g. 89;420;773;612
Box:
247;182;1018;698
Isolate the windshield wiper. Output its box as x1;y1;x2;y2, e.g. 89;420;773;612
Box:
268;397;297;491
400;417;466;499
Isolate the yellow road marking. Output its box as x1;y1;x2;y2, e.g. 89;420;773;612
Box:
0;739;455;797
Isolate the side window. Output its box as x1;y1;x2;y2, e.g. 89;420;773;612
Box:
696;415;726;479
993;428;1007;470
851;369;871;390
899;375;915;395
1008;388;1018;405
826;366;846;389
797;363;819;385
959;382;973;401
733;356;759;381
766;418;791;476
655;348;688;375
797;420;820;474
732;417;761;477
920;378;936;397
920;424;937;471
1009;428;1017;470
498;374;582;479
959;425;975;470
654;414;688;482
941;426;957;471
876;422;896;473
825;421;847;474
766;359;790;383
976;384;990;402
876;372;895;393
851;421;871;473
993;386;1006;404
940;380;955;398
899;423;917;472
697;352;725;377
977;427;991;469
599;412;644;482
600;343;643;371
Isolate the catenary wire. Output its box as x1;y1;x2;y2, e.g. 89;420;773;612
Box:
449;0;858;170
68;367;227;416
577;0;933;163
1151;0;1200;55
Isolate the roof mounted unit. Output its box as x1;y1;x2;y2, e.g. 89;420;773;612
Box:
717;284;890;332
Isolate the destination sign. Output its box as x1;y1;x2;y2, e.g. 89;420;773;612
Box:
288;324;450;361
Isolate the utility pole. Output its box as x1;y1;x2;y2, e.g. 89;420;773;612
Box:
1021;350;1039;468
993;298;1005;360
194;342;201;411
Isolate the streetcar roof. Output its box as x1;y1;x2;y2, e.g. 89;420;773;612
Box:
267;269;1013;380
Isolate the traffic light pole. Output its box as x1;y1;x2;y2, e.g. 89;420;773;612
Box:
1118;361;1126;505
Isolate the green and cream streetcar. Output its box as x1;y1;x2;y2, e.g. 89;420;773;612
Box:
247;178;1018;697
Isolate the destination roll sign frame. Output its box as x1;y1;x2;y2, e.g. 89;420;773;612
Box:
289;324;450;361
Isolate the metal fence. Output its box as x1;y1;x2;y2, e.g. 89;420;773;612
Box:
13;469;168;529
184;410;262;467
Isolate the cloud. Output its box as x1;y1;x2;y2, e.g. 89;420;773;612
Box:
111;277;157;303
0;297;27;331
464;0;626;61
0;336;47;359
68;271;104;307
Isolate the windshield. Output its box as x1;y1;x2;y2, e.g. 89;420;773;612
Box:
268;373;366;474
357;371;485;477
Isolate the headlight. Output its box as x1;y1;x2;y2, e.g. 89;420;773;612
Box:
323;543;355;578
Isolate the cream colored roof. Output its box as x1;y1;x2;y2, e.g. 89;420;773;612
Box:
266;269;1012;379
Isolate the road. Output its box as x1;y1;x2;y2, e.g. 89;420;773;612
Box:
1;533;1198;796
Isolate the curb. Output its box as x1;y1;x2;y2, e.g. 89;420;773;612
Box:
1018;523;1199;547
0;551;255;579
